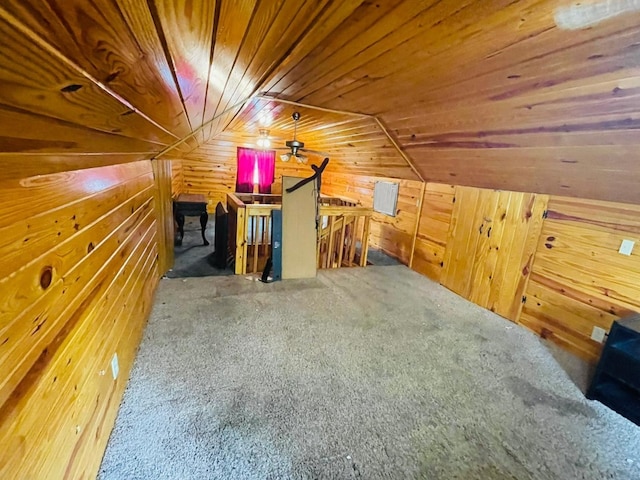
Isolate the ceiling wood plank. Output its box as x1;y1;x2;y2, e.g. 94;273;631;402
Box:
0;7;176;147
150;0;217;138
256;0;368;98
211;0;336;118
0;154;152;180
1;0;192;141
0;106;162;154
201;0;257;141
264;0;407;95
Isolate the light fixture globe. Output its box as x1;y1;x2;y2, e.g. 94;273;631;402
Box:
257;128;271;149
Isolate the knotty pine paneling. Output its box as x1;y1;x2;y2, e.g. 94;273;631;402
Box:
1;0;191;141
0;154;154;182
150;0;217;141
201;1;367;141
0;161;159;479
0;7;175;149
5;0;640;199
180;133;311;211
321;172;423;265
183;141;422;263
411;183;455;282
520;196;640;362
226;99;418;180
0;107;162;155
441;186;548;322
153;159;174;275
181;140;238;210
260;0;640;203
171;158;184;197
411;182;640;362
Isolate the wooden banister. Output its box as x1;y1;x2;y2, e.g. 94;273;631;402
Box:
227;193;372;274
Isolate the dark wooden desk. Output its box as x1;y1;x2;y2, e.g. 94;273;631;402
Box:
173;193;209;246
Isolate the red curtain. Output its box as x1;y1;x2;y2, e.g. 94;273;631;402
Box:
256;150;275;194
236;147;255;193
236;147;275;194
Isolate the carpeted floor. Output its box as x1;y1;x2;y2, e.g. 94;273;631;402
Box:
366;247;401;266
167;217;232;278
99;266;640;480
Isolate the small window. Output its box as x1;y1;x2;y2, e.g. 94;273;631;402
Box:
236;147;275;194
252;158;260;186
373;181;399;217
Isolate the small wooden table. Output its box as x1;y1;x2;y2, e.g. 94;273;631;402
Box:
173;193;209;246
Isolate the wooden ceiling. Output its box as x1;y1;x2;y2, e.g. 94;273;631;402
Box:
224;98;417;178
2;1;640;202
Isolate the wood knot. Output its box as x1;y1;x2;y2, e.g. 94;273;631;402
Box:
61;84;83;93
104;71;121;83
87;242;95;253
40;266;53;289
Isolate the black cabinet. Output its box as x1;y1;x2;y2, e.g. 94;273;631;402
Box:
587;314;640;426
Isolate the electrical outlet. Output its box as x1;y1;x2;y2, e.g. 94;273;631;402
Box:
111;353;119;380
591;326;607;343
619;239;635;256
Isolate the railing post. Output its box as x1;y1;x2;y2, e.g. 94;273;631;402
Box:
338;216;348;266
235;206;246;275
242;207;249;274
327;216;336;268
349;217;359;266
252;215;259;274
360;216;371;267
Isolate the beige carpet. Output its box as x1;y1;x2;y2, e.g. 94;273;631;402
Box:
99;266;640;479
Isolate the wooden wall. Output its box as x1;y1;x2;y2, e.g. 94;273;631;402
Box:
179;138;423;265
171;159;184;198
411;183;640;363
153;159;175;275
0;4;182;476
180;133;315;211
225;100;419;180
321;172;423;265
0;161;159;479
520;196;640;361
180;139;239;210
411;183;455;282
441;187;548;322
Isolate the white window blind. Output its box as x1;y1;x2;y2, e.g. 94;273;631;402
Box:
373;181;399;217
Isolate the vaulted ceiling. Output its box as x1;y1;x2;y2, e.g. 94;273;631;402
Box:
2;1;640;202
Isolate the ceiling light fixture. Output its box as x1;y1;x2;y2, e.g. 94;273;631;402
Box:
256;128;270;149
